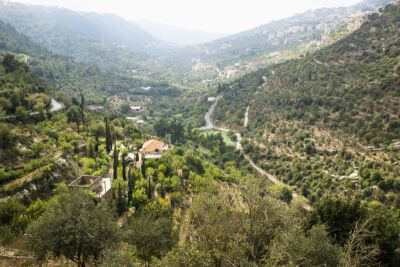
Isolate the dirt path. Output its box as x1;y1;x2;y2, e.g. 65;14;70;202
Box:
244;106;249;127
178;197;192;246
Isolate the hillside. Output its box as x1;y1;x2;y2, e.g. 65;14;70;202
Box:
0;19;173;105
167;0;392;80
214;2;400;207
0;2;173;76
0;2;157;52
2;57;398;265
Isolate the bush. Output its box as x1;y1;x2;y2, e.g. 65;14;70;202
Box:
0;124;18;150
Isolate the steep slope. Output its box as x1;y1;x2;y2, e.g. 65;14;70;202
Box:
214;2;400;206
0;19;173;105
168;0;392;78
0;2;170;75
0;53;50;117
217;3;400;145
136;20;226;46
0;2;156;52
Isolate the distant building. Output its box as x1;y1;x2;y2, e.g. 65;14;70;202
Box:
68;175;111;198
141;139;168;159
88;105;104;112
126;117;145;126
130;106;141;112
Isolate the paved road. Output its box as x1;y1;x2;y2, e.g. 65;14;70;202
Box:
199;95;223;131
201;98;312;211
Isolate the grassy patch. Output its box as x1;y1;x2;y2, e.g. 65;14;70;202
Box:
200;130;236;147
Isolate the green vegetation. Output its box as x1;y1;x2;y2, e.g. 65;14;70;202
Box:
215;4;400;208
26;189;120;267
1;0;400;266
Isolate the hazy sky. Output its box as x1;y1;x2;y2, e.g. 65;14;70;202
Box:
12;0;362;34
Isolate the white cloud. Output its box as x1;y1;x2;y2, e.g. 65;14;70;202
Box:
11;0;361;34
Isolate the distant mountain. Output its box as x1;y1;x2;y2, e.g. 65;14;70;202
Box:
0;19;172;104
0;2;157;53
136;20;226;46
0;2;178;80
168;0;393;74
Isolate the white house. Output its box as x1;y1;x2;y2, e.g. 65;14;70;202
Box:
130;106;141;112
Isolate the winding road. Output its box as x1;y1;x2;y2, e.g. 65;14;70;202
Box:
200;98;311;211
199;95;230;131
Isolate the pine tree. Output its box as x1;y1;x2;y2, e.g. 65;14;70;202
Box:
113;146;119;180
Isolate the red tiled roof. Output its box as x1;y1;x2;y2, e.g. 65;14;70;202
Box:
141;139;164;153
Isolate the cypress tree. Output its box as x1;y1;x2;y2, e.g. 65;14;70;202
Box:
105;117;112;153
80;93;85;126
147;174;152;200
127;168;133;207
122;152;127;181
88;142;94;158
95;135;99;153
116;183;126;215
141;159;146;178
113;146;119;180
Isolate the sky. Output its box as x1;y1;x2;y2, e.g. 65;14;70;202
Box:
11;0;362;34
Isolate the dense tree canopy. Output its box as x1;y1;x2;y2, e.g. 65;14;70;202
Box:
26;190;120;267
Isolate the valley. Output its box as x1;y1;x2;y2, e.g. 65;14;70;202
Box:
1;0;400;266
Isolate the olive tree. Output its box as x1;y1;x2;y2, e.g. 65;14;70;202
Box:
124;211;177;266
66;105;83;133
26;190;120;267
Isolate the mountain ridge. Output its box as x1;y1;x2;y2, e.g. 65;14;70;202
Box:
166;0;394;78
